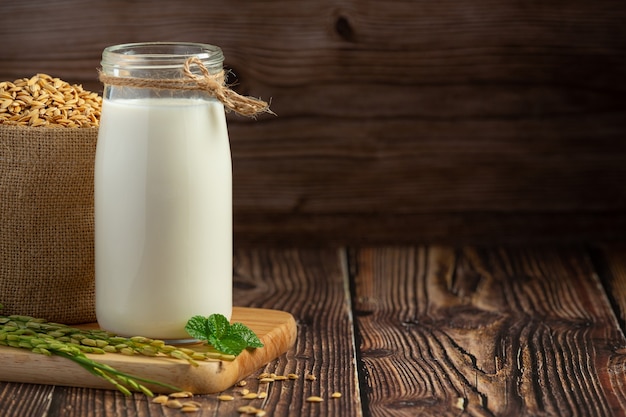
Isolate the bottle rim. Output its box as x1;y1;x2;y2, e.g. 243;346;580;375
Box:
101;42;224;72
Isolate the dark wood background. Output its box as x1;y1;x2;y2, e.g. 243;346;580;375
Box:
1;0;625;245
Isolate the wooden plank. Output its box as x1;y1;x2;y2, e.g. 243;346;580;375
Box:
0;307;296;394
0;382;56;416
1;0;625;242
350;246;626;416
43;387;154;416
589;244;626;333
230;248;363;417
229;115;626;214
234;212;626;245
0;248;362;416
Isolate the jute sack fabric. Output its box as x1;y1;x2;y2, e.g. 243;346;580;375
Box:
0;125;97;324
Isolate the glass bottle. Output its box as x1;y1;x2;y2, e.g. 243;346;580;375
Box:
95;42;232;340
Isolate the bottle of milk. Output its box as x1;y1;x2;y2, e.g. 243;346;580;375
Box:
95;42;232;340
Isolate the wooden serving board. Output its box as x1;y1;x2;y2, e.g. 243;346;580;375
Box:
0;307;297;394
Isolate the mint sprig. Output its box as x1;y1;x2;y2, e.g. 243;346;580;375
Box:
184;314;263;356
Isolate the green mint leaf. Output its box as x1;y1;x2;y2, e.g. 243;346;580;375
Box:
206;314;230;339
212;334;248;356
230;322;264;348
184;313;264;357
184;315;211;341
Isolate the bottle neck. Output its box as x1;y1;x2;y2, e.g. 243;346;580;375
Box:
99;42;273;117
100;42;224;79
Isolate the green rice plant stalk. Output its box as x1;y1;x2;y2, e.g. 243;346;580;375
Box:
0;304;196;396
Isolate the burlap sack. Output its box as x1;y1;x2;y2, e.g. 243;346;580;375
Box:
0;125;97;324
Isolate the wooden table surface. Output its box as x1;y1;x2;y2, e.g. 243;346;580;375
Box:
2;244;626;416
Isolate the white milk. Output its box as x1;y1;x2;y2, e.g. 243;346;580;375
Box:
95;97;232;340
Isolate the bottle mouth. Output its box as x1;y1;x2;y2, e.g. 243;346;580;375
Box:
101;42;224;73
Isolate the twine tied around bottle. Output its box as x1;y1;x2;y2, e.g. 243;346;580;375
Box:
98;57;274;117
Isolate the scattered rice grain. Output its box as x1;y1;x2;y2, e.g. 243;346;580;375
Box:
237;405;260;414
181;405;200;413
151;395;169;404
306;396;324;403
165;399;183;409
169;391;194;398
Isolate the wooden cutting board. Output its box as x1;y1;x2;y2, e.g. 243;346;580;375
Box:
0;307;297;394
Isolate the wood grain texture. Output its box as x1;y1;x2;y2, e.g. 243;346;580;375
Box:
0;248;362;416
591;244;626;334
231;248;363;417
0;383;55;416
46;387;154;417
1;245;626;415
1;0;625;242
350;246;626;416
234;212;626;246
0;307;296;394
